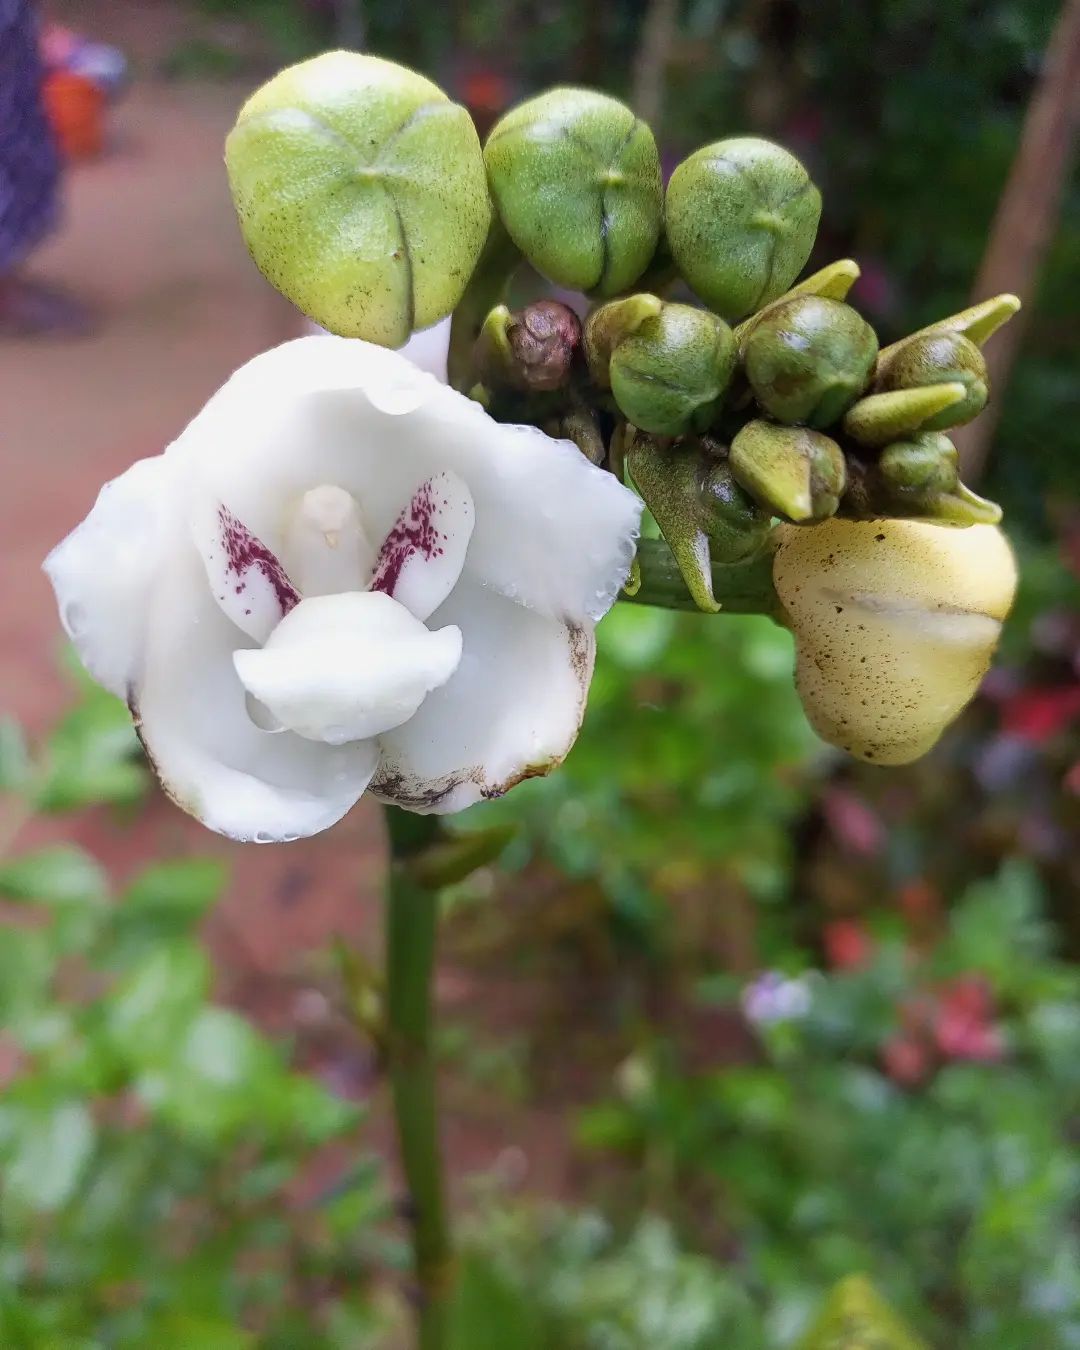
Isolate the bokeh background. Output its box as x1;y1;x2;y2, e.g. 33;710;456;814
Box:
1;1;1078;1345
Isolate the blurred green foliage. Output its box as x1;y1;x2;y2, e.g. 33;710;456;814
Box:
0;687;393;1348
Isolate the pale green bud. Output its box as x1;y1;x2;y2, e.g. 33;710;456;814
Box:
607;303;736;436
799;1275;929;1350
875;331;989;429
226;51;491;346
743;296;878;427
665;137;821;321
627;433;771;612
484;88;662;296
729;421;846;522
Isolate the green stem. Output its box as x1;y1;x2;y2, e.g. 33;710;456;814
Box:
383;806;452;1350
447;218;522;391
624;536;782;616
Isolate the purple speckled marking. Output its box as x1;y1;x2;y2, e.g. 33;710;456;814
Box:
370;478;448;599
218;505;300;616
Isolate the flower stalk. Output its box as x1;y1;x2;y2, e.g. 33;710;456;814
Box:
384;805;453;1350
624;536;781;616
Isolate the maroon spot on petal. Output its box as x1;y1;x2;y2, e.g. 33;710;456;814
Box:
218;505;300;616
370;477;446;600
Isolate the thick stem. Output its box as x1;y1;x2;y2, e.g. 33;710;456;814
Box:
624;536;782;617
447;218;523;391
383;806;452;1350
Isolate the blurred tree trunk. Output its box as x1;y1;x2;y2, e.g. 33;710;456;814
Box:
631;0;680;129
955;0;1080;482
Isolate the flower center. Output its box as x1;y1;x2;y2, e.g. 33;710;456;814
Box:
284;485;376;597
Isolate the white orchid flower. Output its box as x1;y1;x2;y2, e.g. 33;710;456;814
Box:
44;332;641;842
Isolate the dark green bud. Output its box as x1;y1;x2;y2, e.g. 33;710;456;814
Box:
743;295;878;427
546;404;605;466
627;432;771;612
799;1275;927;1350
733;258;860;345
226;52;491;346
842;432;1002;526
730;420;846;522
665;137;821;321
484;88;662;296
875;331;988;429
608;303;736;436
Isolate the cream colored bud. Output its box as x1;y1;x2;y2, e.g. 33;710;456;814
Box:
773;518;1017;765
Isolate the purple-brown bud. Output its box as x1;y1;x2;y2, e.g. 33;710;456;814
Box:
506;301;582;392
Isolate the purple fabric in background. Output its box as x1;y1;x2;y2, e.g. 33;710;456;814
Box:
0;0;60;273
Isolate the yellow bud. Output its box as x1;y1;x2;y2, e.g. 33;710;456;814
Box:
773;518;1017;765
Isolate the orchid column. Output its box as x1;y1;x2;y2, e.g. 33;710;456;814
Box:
45;47;1022;1350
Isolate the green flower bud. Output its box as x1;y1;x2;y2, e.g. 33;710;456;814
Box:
484;88;662;296
627;433;771;612
730;421;846;522
843;432;1002;526
583;294;663;387
774;518;1016;765
842;382;968;448
875;331;989;429
226;52;491;346
733;258;860;345
608;303;736;436
665;137;821;321
742;296;878;427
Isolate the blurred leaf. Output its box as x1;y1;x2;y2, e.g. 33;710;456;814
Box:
798;1275;928;1349
1;1100;96;1215
0;846;108;909
143;1315;254;1350
105;859;227;962
33;686;147;812
0;718;31;793
449;1252;546;1350
104;941;210;1067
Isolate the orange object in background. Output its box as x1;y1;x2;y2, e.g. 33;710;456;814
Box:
42;71;105;160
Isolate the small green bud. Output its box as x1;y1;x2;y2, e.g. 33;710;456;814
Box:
608;303;736;436
627;433;771;612
743;296;878;427
875;331;988;429
734;258;861;345
878;292;1021;366
226;52;491;346
484;88;662;296
843;432;1002;526
730;421;846;522
842;382;968;448
665;137;821;321
583;294;663;387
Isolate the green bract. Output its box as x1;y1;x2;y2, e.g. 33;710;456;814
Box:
666;137;821;321
608;303;736;436
742;295;878;427
843;432;1002;526
484;88;662;296
730;420;846;523
225;51;491;347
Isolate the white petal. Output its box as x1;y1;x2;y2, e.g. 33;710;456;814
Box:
233;591;462;745
371;578;595;814
43;456;176;698
398;317;451;382
191;501;300;643
133;550;378;842
169;337;641;627
370;471;475;621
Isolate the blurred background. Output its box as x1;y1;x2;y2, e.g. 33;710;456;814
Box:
0;0;1078;1345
